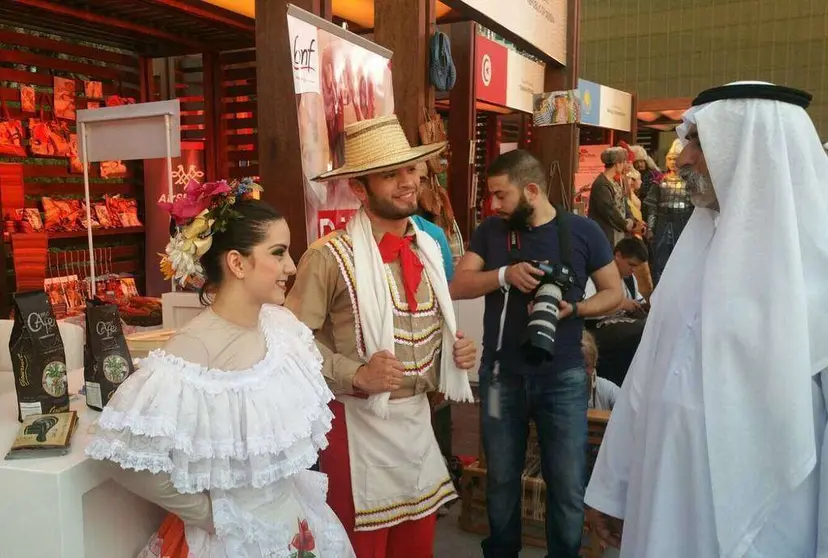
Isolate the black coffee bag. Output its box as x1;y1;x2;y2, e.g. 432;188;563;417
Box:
84;300;134;411
9;291;70;422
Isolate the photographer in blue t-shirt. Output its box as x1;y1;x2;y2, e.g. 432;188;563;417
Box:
450;150;622;558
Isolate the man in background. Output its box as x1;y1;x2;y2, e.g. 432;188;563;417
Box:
583;237;649;386
451;149;622;558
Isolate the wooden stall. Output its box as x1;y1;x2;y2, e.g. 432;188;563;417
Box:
0;0;254;315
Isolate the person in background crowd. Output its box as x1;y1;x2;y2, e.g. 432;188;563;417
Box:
86;194;354;557
622;168;653;301
586;82;828;557
589;147;635;247
583;330;619;411
414;161;464;276
643;139;693;285
583;237;649;386
450;149;623;558
629;145;663;205
286;115;477;558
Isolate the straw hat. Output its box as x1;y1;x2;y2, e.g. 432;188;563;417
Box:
315;115;447;181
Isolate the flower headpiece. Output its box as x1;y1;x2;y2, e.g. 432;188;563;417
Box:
158;177;262;288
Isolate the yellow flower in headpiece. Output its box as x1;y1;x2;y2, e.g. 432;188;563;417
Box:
159;254;175;280
181;210;214;257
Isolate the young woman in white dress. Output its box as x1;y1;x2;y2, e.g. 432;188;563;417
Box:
86;193;355;558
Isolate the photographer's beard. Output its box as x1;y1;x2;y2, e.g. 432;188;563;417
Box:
507;195;535;230
679;166;719;210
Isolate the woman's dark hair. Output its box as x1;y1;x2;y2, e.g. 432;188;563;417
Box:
198;200;284;304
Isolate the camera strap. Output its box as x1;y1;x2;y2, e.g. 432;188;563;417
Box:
489;206;574;420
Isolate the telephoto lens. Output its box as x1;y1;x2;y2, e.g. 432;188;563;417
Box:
524;281;562;362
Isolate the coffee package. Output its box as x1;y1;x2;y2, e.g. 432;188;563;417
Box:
84;300;134;411
9;291;70;422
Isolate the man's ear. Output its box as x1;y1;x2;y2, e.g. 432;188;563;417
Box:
349;178;368;203
524;182;542;199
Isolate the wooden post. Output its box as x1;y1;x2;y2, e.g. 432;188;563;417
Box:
374;0;430;145
255;0;323;260
529;0;581;207
446;22;476;241
202;51;221;181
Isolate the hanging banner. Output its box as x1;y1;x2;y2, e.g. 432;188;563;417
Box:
475;35;545;114
288;7;395;243
532;90;579;126
576;79;633;132
143;146;205;296
451;0;567;64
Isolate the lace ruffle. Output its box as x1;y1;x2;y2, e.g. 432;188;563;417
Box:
86;305;334;494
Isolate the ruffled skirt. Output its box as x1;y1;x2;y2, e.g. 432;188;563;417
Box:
137;471;353;558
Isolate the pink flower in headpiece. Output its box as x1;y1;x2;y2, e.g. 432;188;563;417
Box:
159;179;232;225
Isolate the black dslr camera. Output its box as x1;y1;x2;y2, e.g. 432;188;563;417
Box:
522;260;577;362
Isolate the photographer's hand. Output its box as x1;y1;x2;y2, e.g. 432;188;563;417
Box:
558;300;574;319
505;262;545;293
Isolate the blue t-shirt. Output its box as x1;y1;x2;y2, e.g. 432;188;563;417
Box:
468;215;613;375
412;215;455;281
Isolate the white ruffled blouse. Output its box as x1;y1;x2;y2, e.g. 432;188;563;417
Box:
86;305;354;558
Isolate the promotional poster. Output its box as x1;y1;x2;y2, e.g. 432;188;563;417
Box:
288;12;395;242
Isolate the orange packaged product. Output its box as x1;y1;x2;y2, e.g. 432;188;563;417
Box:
94;203;114;228
80;202;100;229
104;195;124;227
19;208;43;232
60;200;85;231
41;197;62;232
120;198;142;227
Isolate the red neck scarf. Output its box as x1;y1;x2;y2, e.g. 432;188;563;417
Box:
377;233;424;312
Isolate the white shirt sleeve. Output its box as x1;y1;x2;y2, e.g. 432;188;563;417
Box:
584;278;597;300
595;377;621;411
584;379;636;519
633;275;645;302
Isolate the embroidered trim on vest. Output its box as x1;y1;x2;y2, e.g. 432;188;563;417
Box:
384;266;439;317
325;235;367;359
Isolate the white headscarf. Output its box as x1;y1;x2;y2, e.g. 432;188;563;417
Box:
638;82;828;556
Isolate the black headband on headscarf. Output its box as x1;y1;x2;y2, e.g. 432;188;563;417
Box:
691;83;812;109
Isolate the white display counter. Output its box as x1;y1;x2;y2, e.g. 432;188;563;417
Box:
0;369;165;558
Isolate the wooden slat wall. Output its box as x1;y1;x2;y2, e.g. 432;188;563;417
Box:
0;24;145;310
177;55;207;143
219;49;258;179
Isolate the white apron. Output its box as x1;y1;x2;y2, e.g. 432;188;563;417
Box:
340;393;458;531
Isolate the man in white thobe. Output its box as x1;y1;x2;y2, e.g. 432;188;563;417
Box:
585;82;828;558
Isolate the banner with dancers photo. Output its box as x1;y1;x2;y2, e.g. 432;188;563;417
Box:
287;7;395;243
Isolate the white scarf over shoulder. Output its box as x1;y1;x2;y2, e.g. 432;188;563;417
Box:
347;208;473;418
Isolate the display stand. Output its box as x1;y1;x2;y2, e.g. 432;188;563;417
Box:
77;100;181;296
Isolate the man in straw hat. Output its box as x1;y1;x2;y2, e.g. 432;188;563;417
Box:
286;114;477;557
586;82;828;557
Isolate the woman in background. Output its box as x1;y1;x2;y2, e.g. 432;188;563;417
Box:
589;147;635;247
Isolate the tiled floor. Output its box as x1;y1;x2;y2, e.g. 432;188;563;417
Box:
433;504;546;558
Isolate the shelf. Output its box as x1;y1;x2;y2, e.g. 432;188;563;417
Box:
4;226;146;244
47;226;145;240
